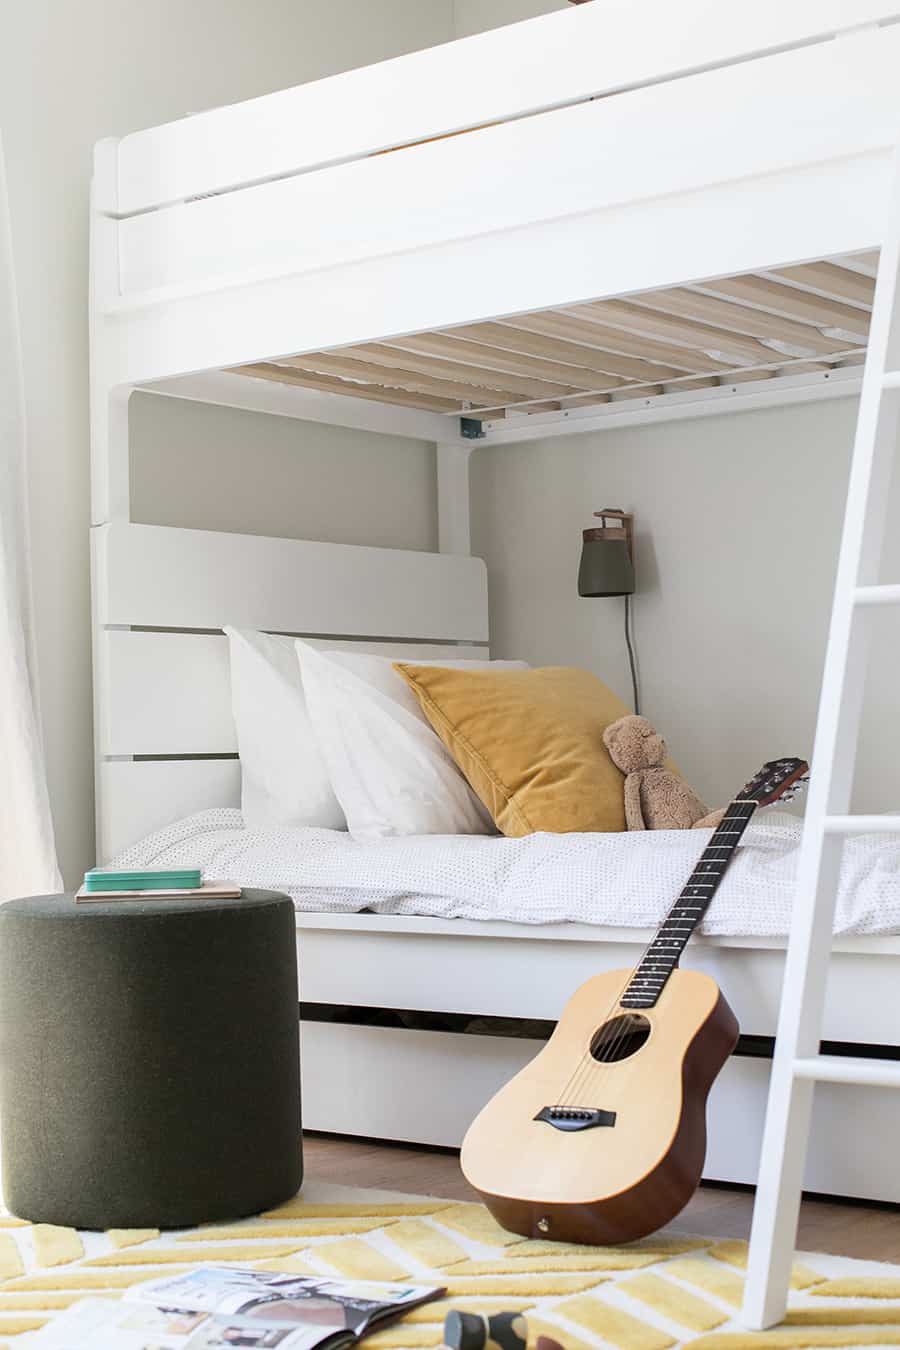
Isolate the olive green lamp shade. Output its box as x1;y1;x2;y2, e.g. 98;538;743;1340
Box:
578;532;635;597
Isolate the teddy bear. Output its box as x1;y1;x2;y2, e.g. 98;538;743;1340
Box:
602;714;725;831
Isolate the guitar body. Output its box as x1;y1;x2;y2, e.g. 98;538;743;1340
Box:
461;760;807;1246
461;968;739;1245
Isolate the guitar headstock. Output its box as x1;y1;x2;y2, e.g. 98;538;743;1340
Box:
739;758;810;807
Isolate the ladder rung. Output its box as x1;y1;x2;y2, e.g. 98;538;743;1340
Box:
824;814;900;833
854;583;900;606
882;370;900;389
794;1055;900;1088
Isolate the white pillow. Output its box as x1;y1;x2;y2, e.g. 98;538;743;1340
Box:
295;643;528;840
225;627;345;830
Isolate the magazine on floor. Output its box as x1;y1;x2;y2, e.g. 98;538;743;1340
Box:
31;1266;445;1349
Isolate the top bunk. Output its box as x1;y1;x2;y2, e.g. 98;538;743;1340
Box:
90;0;900;494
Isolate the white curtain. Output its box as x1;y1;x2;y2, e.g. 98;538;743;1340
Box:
0;134;62;899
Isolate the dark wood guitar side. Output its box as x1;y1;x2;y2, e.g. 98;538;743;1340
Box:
461;758;809;1245
469;982;738;1245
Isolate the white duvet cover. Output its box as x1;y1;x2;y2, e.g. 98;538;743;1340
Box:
111;810;900;936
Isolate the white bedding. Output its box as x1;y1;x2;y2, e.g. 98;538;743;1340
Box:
111;810;900;936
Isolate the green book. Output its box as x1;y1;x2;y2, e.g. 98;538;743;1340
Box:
84;868;202;893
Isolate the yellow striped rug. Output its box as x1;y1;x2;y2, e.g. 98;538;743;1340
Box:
2;1182;899;1348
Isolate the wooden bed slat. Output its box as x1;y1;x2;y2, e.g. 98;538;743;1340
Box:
381;332;632;391
497;312;684;381
691;275;871;337
624;288;853;354
770;261;876;308
835;250;879;278
234;362;464;413
338;342;580;399
555;308;734;371
282;351;529;406
440;322;644;385
569;299;781;365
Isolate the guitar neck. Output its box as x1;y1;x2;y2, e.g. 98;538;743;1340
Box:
620;799;758;1010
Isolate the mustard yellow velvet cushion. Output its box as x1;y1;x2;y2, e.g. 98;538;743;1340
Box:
393;664;630;836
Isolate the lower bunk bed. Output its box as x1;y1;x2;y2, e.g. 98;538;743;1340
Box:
116;811;900;1204
297;914;900;1204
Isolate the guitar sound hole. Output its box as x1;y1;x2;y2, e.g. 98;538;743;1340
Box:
590;1013;651;1063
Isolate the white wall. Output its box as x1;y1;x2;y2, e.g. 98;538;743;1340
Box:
471;395;900;815
0;0;454;887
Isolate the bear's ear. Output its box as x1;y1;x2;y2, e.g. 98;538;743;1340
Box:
602;715;629;751
604;719;641;773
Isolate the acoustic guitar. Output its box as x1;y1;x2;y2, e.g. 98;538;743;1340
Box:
461;757;809;1245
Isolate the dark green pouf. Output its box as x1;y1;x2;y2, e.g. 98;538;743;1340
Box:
0;889;302;1229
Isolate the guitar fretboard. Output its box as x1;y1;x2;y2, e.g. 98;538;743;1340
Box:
619;800;758;1009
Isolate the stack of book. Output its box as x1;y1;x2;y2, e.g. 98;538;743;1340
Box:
76;869;242;903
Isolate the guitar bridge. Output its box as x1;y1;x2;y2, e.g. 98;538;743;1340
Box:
535;1106;617;1132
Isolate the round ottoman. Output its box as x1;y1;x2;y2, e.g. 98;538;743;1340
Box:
0;888;302;1229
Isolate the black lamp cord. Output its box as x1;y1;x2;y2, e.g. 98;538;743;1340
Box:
624;594;641;715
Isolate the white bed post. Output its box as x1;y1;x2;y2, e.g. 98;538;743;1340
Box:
90;139;131;527
90;138;133;863
436;438;474;555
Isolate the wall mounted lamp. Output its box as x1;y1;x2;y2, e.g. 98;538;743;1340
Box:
578;508;640;713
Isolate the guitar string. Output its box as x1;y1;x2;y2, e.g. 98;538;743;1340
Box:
557;765;806;1107
548;839;716;1113
555;928;681;1107
553;960;652;1107
593;821;764;1118
552;874;700;1110
554;903;691;1108
555;800;757;1108
557;801;756;1109
551;826;727;1111
588;801;758;1091
569;800;759;1104
555;795;760;1108
550;766;804;1109
573;801;759;1102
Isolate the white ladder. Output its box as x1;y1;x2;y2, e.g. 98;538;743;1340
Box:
742;153;900;1330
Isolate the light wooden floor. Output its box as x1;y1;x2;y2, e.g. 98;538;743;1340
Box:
304;1133;900;1262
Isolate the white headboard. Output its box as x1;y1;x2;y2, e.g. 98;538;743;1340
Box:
91;522;489;861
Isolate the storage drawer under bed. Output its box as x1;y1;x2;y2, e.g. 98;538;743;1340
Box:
299;1019;900;1204
295;914;900;1047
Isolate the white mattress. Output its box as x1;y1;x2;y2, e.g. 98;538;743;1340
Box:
111;809;900;936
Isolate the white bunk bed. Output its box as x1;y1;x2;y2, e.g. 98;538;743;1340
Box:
90;0;900;1305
